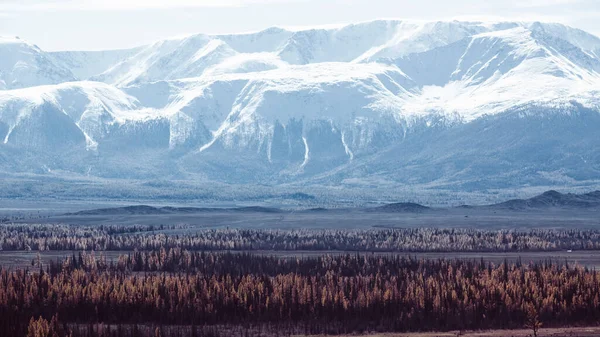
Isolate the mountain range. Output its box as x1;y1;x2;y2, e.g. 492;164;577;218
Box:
1;20;599;202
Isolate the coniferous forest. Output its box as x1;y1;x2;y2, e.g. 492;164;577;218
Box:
2;225;600;336
2;248;600;336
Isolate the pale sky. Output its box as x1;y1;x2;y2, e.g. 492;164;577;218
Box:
0;0;599;51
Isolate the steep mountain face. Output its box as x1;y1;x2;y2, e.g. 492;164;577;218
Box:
167;63;416;181
314;103;600;189
92;35;242;86
50;48;141;80
393;26;600;118
0;37;76;90
0;20;599;196
0;82;139;154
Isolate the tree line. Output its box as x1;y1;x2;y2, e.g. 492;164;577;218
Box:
3;225;600;252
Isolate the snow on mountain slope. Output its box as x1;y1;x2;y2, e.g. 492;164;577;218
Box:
85;21;515;85
0;36;76;90
204;53;289;76
69;20;600;89
92;34;214;86
307;101;600;189
527;22;600;59
50;48;141;80
172;23;600;179
118;62;415;157
93;35;246;86
393;25;600;120
353;20;495;62
217;27;293;53
198;63;414;156
277;20;403;64
0;81;140;151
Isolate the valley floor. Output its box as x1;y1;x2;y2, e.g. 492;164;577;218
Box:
4;249;600;270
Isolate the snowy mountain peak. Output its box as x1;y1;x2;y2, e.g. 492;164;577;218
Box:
0;36;76;90
0;36;30;45
527;22;600;58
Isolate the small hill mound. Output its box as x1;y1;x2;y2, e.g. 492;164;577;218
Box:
371;202;431;213
69;205;166;215
490;190;600;210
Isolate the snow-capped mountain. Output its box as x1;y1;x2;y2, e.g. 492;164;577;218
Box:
394;25;600;118
0;36;77;90
0;20;599;195
50;48;141;80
